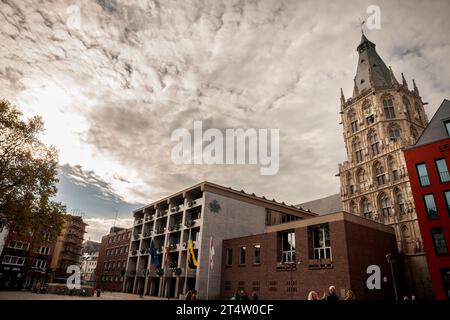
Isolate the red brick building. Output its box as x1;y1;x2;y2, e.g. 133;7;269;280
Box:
221;211;400;300
404;99;450;300
0;229;56;290
96;227;132;291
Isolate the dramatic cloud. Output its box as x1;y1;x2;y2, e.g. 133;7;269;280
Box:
1;0;449;240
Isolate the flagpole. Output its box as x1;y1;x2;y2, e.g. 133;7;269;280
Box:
206;236;213;300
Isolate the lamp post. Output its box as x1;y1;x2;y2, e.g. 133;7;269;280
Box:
386;253;398;300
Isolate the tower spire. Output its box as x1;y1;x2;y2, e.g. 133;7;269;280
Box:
389;66;399;89
340;88;346;107
353;34;392;97
413;79;420;96
401;73;408;88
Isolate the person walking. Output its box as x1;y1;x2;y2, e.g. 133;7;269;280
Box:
323;286;339;300
251;291;259;300
185;290;193;300
230;290;240;300
344;289;356;300
307;291;319;300
240;290;249;300
191;290;198;300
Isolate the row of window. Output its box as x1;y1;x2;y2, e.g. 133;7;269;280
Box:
2;256;47;268
352;126;404;163
416;159;450;187
108;232;131;244
352;189;406;219
101;275;124;283
104;260;127;270
106;245;128;256
349;97;424;135
8;240;29;250
225;225;331;266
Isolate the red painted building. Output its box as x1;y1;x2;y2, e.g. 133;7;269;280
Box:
404;99;450;300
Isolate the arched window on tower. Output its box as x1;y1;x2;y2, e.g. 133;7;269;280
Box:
347;172;354;195
349;112;358;133
388;125;401;142
402;96;411;121
353;138;364;163
368;131;380;156
374;162;386;186
395;189;406;215
379;193;391;216
361;198;372;219
388;156;399;182
383;98;396;119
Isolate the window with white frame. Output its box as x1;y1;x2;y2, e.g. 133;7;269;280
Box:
281;232;295;263
37;246;50;255
312;224;332;260
2;255;25;266
32;259;46;269
8;240;28;250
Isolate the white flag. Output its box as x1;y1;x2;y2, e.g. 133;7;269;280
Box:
209;236;215;270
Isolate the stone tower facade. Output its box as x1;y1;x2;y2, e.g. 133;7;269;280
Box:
338;34;433;298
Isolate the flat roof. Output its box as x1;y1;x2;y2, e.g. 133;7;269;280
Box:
133;181;317;218
265;211;395;235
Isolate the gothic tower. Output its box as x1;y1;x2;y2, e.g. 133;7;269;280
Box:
338;34;433;298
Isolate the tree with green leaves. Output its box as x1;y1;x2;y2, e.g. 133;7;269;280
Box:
0;99;66;240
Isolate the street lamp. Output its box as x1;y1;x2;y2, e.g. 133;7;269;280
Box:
386;253;398;300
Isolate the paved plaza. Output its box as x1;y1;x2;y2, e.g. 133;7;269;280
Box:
0;291;166;300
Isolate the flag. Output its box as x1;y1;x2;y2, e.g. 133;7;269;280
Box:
188;240;198;269
209;236;215;270
163;246;170;269
149;239;160;266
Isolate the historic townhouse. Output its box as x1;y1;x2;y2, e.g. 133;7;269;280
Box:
338;34;432;298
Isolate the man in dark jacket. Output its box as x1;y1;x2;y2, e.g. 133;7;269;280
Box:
323;286;339;300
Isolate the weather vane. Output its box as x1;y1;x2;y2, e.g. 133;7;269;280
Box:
359;18;366;35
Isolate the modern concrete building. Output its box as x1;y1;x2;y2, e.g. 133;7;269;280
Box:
404;99;450;300
96;226;131;291
338;33;432;298
123;181;316;299
221;211;400;300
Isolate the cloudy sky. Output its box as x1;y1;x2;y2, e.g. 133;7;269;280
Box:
1;0;449;241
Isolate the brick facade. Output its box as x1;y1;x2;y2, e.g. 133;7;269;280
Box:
96;227;132;291
221;212;400;300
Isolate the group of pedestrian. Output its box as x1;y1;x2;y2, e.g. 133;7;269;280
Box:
307;286;356;300
230;290;258;300
185;289;198;300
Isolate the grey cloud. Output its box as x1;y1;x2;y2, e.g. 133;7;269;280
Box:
1;0;450;210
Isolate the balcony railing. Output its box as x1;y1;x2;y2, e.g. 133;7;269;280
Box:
143;231;152;238
168;224;181;232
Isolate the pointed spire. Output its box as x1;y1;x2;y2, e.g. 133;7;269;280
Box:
401;73;408;88
389;66;399;89
413;79;420;96
340;88;345;103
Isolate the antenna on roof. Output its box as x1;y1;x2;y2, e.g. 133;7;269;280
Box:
112;208;119;228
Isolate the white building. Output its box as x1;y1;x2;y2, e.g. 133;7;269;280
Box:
123;181;316;299
80;251;99;283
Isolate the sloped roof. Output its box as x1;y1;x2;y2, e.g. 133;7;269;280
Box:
414;99;450;147
353;34;392;97
296;193;342;215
